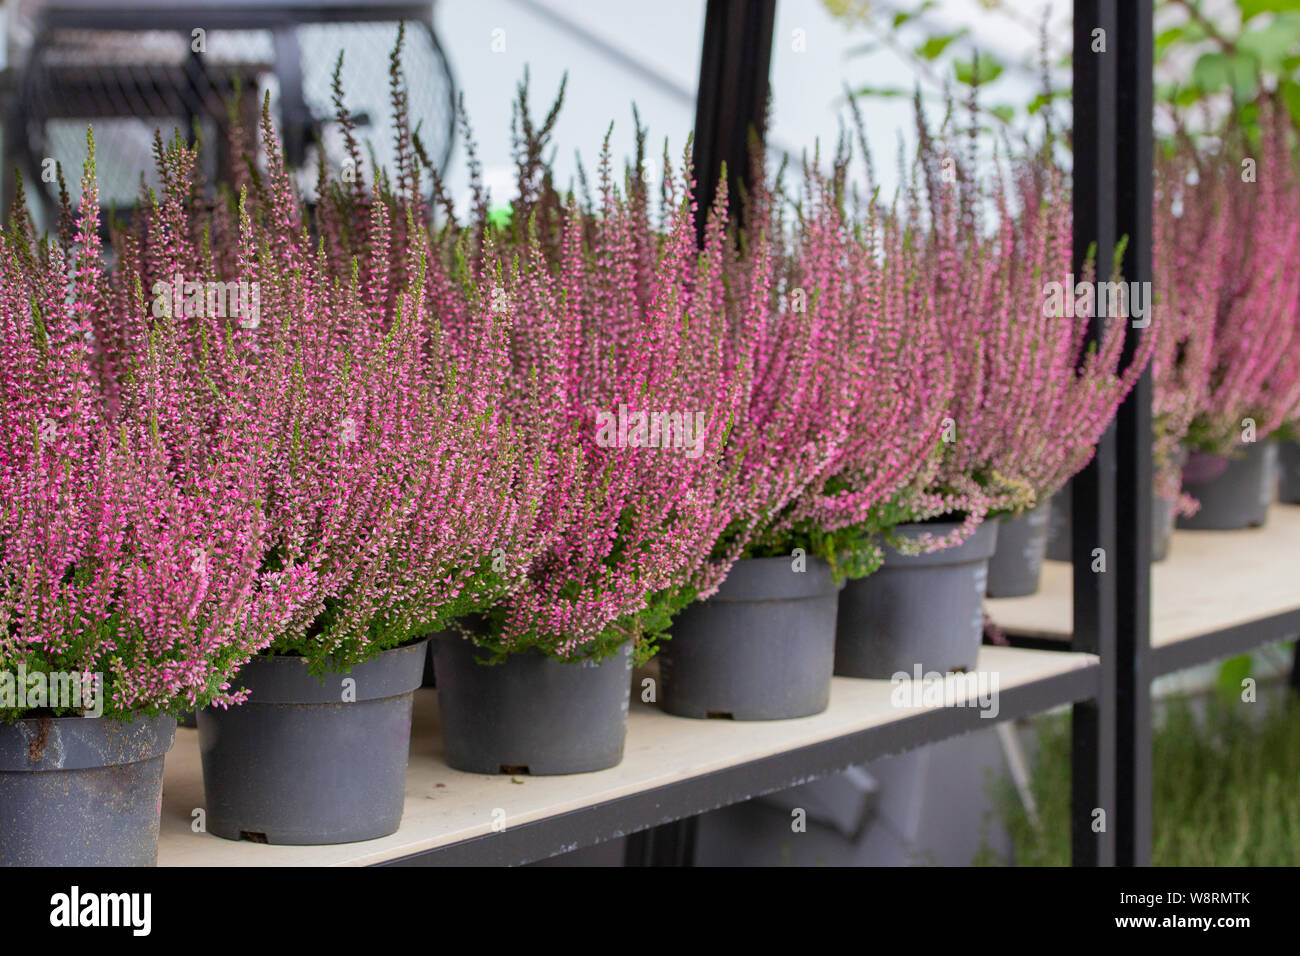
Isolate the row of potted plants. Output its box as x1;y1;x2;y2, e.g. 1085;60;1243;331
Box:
1155;102;1300;532
13;59;1293;864
1041;99;1300;575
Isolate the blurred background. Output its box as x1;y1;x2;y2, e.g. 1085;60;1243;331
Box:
0;1;1264;223
0;0;1079;228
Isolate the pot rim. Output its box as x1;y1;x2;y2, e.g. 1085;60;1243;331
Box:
0;712;176;772
215;637;430;705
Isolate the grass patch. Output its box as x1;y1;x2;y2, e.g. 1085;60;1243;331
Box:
977;690;1300;865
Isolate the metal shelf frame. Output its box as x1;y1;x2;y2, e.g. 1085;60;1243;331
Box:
1148;610;1300;678
1009;0;1300;868
385;0;1138;869
390;0;1154;869
40;0;1275;870
378;657;1100;867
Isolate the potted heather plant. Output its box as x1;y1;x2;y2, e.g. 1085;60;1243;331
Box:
835;105;1148;674
1158;107;1300;530
985;159;1153;595
0;144;310;865
1046;162;1210;564
280;74;618;777
114;68;548;842
1047;286;1196;565
413;88;738;771
656;147;947;720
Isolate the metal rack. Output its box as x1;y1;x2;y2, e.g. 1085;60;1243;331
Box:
156;648;1100;866
148;0;1157;868
1000;0;1299;868
139;0;1297;868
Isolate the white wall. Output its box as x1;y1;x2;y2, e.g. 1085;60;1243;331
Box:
433;0;1059;211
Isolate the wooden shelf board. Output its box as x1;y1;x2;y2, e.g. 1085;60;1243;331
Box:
986;503;1300;648
156;644;1096;867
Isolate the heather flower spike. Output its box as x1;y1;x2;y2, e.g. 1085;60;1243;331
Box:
0;130;313;720
869;96;1153;551
1154;99;1300;511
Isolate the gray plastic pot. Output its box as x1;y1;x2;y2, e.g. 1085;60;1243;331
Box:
835;519;999;679
433;635;632;775
197;638;427;845
421;638;437;688
0;713;175;866
1278;442;1300;504
1046;480;1176;562
986;502;1051;598
658;556;840;720
1177;442;1276;531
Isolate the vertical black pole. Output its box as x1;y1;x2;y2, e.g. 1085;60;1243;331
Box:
691;0;776;243
623;823;698;867
1114;0;1154;868
1070;0;1118;868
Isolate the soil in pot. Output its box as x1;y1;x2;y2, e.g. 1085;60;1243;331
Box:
1177;442;1276;531
835;518;999;679
0;713;176;866
987;502;1050;598
658;555;840;720
197;638;428;845
433;634;633;775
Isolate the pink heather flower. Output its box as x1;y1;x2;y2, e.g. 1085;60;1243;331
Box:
0;132;313;720
111;104;554;674
1153;100;1300;506
702;146;950;579
877;103;1153;549
476;140;741;661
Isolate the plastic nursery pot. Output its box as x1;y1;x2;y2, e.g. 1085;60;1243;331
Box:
657;556;841;720
433;633;633;775
0;713;176;866
1177;442;1277;531
986;501;1051;598
834;518;998;679
1046;480;1177;563
197;638;428;845
1278;442;1300;505
421;637;438;688
419;625;464;688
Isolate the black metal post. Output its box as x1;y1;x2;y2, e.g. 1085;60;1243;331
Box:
1070;0;1119;868
691;0;776;244
1114;0;1155;868
623;817;699;867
